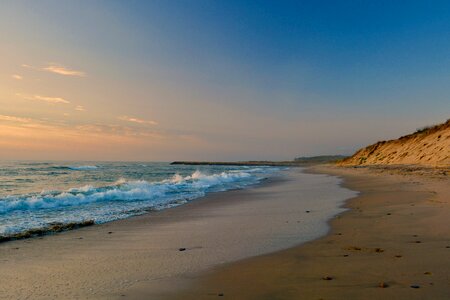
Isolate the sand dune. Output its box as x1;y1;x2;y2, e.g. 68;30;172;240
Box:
340;119;449;167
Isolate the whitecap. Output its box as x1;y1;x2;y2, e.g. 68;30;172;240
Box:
68;165;98;170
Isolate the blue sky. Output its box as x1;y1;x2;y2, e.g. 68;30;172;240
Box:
0;1;449;160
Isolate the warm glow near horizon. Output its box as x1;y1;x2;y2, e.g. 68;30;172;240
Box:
1;1;449;161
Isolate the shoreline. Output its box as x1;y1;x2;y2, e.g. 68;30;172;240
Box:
0;164;276;242
164;165;449;299
0;168;355;299
0;171;273;244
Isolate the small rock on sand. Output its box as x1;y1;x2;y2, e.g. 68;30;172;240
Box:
347;246;362;251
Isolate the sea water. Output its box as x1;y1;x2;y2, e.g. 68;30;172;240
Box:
0;161;279;237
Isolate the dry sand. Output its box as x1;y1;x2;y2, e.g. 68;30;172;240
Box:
0;168;354;299
165;165;450;300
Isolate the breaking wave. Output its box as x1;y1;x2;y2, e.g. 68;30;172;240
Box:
67;165;98;170
0;163;281;237
0;170;259;215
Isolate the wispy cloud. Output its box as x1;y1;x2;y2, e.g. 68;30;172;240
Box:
75;105;85;111
118;115;158;125
16;93;70;104
75;123;165;139
34;95;70;104
0;115;31;123
43;64;86;77
21;63;86;77
0;114;164;140
12;74;23;80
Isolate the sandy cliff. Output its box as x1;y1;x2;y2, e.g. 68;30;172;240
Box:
340;119;449;167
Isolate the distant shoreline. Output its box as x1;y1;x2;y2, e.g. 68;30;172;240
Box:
171;155;348;166
170;160;301;166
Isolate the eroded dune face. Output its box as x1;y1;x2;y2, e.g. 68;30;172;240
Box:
340;119;450;167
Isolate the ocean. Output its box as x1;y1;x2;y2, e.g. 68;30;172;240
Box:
0;161;279;238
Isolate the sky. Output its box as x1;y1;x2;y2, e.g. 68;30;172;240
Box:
0;0;449;161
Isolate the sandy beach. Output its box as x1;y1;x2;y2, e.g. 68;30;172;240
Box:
0;168;355;299
3;2;449;299
1;165;448;299
165;165;450;299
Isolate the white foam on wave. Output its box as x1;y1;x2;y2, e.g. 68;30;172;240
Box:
68;165;98;170
0;170;261;215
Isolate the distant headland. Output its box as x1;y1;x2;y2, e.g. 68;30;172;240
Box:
171;155;348;166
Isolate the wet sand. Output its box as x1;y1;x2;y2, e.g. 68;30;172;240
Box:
164;165;450;300
0;168;354;299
